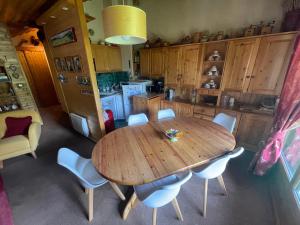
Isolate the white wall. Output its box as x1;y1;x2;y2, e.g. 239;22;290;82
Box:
84;0;104;44
139;0;284;42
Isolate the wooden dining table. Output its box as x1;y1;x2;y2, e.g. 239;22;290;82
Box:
92;117;236;219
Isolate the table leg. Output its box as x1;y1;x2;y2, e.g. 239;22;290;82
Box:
122;192;139;220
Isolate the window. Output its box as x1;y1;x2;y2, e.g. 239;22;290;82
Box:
281;125;300;180
281;122;300;207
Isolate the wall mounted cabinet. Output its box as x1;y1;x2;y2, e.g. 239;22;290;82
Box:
140;48;165;78
92;44;122;72
248;34;295;95
222;38;260;92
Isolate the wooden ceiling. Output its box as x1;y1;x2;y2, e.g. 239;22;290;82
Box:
0;0;57;35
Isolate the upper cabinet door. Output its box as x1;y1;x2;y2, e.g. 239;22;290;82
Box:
150;48;165;78
248;34;295;95
181;45;201;88
165;47;182;87
92;44;109;72
140;49;151;76
107;46;122;71
222;38;260;92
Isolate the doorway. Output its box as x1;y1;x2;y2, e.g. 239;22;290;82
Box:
17;47;58;108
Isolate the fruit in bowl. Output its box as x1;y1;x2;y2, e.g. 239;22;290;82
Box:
164;128;183;142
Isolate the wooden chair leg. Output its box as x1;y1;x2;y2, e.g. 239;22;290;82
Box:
109;182;126;200
122;192;138;220
0;160;3;169
31;152;37;159
88;188;94;222
152;208;157;225
203;179;208;218
172;197;183;221
217;175;227;195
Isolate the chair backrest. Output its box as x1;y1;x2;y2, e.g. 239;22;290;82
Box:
57;148;97;188
213;113;236;133
128;113;149;126
142;171;192;208
193;147;244;179
157;109;176;120
0;109;43;138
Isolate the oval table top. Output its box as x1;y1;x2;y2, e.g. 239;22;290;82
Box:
92;117;236;186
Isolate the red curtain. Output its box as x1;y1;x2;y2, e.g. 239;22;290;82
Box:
252;34;300;175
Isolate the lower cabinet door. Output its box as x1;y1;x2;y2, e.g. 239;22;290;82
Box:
236;113;273;151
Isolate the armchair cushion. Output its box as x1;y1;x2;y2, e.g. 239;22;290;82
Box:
3;116;32;138
0;135;31;160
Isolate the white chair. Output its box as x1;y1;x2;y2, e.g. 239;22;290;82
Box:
192;147;244;218
213;113;236;133
128;113;149;126
134;171;192;225
57;148;125;221
157;109;176;120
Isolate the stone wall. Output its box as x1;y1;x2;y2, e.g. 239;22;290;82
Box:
0;23;36;112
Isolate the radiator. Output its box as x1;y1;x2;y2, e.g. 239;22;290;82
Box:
69;113;90;137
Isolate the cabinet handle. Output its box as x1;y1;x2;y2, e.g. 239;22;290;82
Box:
246;76;251;78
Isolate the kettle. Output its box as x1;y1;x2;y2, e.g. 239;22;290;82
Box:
166;88;175;100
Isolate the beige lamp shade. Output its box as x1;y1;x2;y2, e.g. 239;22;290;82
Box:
102;5;147;45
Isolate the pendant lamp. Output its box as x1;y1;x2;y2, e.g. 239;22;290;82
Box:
102;5;147;45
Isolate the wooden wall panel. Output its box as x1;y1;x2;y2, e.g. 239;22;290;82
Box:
37;0;105;140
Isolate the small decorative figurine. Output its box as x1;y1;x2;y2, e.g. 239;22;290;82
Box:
216;31;224;40
207;65;219;76
208;79;217;89
208;50;221;61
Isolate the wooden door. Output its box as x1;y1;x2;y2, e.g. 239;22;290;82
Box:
107;46;122;71
150;48;164;78
176;102;194;117
92;44;108;72
148;96;161;121
140;49;151;76
237;113;273;151
249;34;295;95
18;49;58;107
165;47;181;87
222;38;260;92
160;100;176;111
180;45;201;88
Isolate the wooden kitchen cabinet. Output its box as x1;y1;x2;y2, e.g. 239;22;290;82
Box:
150;48;165;78
176;102;194;117
165;46;182;87
180;45;202;87
140;48;151;76
133;95;161;121
92;44;122;72
248;34;295;95
237;113;273;151
92;44;108;72
160;100;176;111
222;38;260;92
107;46;122;71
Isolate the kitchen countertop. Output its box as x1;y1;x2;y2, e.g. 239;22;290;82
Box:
134;92;164;99
162;98;274;117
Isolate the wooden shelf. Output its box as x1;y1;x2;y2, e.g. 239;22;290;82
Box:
198;88;220;96
85;14;95;23
204;60;224;64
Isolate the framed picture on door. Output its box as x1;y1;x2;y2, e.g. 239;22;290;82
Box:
72;55;82;72
66;56;75;72
54;57;61;72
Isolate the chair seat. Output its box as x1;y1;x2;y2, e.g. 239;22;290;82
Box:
80;159;108;188
134;175;178;201
0;135;31;158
